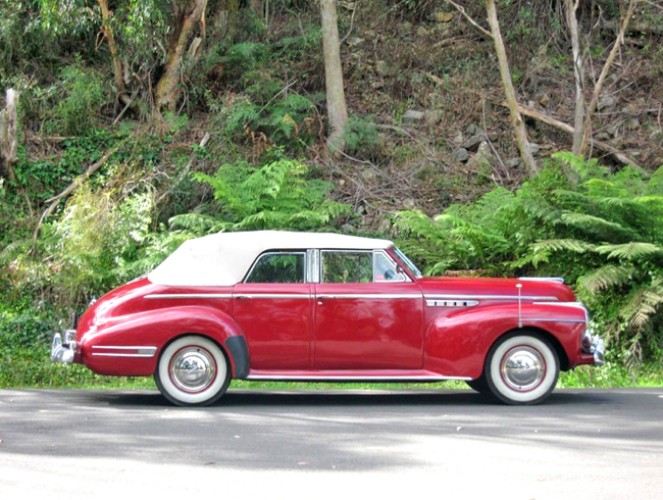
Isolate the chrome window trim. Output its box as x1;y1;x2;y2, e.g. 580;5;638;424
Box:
373;250;411;283
243;250;307;284
392;246;423;279
319;249;412;284
320;249;372;284
309;249;320;284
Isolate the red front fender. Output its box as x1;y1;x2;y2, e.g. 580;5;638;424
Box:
424;302;587;378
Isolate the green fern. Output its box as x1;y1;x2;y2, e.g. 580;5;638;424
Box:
532;239;595;254
579;265;634;293
621;280;663;330
595;242;663;260
193;158;350;231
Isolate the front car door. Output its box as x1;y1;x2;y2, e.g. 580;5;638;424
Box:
313;249;424;370
232;251;312;370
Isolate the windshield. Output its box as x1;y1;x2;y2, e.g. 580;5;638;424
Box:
393;247;423;279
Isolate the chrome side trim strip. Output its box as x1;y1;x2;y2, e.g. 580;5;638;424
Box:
522;318;586;324
425;294;559;301
235;294;312;300
533;301;590;322
91;346;157;358
519;277;565;283
316;293;421;300
246;374;472;381
145;293;233;300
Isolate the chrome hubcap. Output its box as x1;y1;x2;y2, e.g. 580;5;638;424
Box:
501;346;546;392
170;347;216;393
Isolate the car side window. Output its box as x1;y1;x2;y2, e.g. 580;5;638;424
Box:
322;251;373;283
245;252;306;283
373;252;407;282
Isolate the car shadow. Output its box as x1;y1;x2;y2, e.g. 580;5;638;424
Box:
83;387;612;408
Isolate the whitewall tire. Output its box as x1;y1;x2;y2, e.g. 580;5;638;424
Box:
155;335;230;406
485;332;559;405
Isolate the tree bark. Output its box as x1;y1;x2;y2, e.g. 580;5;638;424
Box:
97;0;130;106
578;0;638;157
320;0;348;155
565;0;585;154
154;0;208;112
0;89;19;182
485;0;538;176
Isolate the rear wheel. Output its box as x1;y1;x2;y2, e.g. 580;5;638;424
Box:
155;336;230;406
485;332;559;405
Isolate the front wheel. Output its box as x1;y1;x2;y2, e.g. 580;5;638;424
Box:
155;336;230;406
485;332;559;405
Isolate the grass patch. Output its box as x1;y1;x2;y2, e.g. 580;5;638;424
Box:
2;346;662;392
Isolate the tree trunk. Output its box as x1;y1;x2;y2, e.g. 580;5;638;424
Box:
320;0;348;155
485;0;537;176
154;0;208;112
97;0;130;106
0;89;18;181
565;0;585;154
578;0;637;157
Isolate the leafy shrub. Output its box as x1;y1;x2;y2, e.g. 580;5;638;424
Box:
395;153;663;365
48;64;106;136
179;157;351;232
343;115;384;160
220;92;318;149
43;182;154;303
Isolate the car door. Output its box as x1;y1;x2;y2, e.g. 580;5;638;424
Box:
232;251;312;370
313;249;424;370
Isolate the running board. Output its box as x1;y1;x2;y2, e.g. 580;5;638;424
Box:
245;370;471;382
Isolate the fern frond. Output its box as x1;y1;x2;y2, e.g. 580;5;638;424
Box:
558;212;636;240
578;265;633;293
622;281;663;329
168;213;227;234
531;239;595;254
594;242;663;260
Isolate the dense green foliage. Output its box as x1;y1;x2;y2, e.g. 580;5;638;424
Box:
396;153;663;366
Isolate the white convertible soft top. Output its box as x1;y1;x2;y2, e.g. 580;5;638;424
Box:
147;230;394;287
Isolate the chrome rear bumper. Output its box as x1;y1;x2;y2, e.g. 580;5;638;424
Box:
51;329;77;364
592;337;605;366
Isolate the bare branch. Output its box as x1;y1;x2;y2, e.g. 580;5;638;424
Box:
444;0;493;39
579;0;639;156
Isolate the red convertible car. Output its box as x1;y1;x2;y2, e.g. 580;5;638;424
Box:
52;230;604;406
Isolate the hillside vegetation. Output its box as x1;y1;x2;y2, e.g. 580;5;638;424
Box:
1;0;662;387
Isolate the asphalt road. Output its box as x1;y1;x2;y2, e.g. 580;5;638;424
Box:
1;387;662;499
